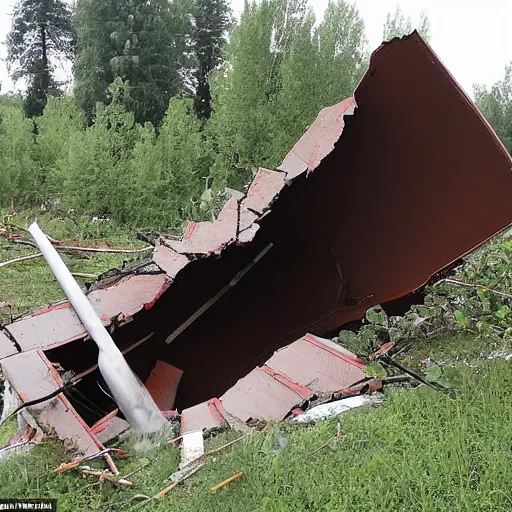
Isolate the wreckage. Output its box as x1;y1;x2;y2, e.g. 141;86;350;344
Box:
2;32;512;462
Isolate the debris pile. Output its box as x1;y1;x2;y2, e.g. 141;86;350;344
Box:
2;32;512;482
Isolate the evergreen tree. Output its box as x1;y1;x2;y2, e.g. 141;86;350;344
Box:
74;0;191;126
192;0;230;119
6;0;75;117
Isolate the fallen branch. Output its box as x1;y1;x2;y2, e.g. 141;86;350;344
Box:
82;461;151;490
202;434;248;459
0;253;43;267
130;464;204;510
14;239;153;254
79;469;134;488
71;272;98;280
435;278;512;301
210;471;244;492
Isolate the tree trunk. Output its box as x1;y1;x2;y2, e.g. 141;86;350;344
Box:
40;22;49;93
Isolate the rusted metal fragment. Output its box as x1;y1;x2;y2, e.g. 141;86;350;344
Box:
96;417;131;444
145;360;183;411
1;350;59;403
266;335;365;395
153;240;189;279
165;198;239;255
239;168;286;232
0;330;18;359
221;367;303;424
88;274;169;323
36;398;99;456
6;304;86;352
181;399;228;434
279;97;356;179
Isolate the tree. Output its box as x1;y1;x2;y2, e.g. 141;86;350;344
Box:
6;0;75;117
209;0;311;170
383;5;431;42
192;0;231;119
210;0;367;172
474;64;512;154
269;0;367;162
74;0;191;126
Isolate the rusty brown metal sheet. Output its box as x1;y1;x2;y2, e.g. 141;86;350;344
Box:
265;335;365;395
153;240;190;279
164;197;238;255
145;360;183;411
0;330;18;359
239;168;286;232
279;97;356;179
1;350;59;403
88;274;169;323
220;367;304;424
183;334;365;430
180;399;228;434
36;398;99;456
4;33;512;450
5;303;86;352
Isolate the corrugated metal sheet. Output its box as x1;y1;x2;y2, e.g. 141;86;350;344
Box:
180;334;366;432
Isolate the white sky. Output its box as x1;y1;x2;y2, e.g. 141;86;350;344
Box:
0;0;510;97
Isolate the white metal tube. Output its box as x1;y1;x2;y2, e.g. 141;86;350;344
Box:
28;222;166;433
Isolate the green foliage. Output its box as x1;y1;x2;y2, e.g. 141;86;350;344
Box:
74;0;191;125
210;0;367;172
128;97;216;228
474;63;512;154
383;5;431;42
7;0;75;117
0;104;41;206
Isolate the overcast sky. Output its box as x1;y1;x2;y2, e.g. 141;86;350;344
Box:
0;0;510;97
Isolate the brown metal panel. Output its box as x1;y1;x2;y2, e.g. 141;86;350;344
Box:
239;168;286;231
181;400;227;434
153;241;190;279
0;330;18;359
165;198;238;255
1;350;59;403
220;367;303;423
36;398;99;456
317;32;512;305
88;274;169;323
6;304;86;352
266;337;365;395
279;97;356;179
145;360;183;411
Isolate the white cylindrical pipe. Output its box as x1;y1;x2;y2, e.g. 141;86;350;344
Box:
28;222;166;433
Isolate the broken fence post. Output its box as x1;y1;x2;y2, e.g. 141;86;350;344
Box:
28;222;166;434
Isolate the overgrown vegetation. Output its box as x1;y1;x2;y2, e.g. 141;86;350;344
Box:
2;351;512;511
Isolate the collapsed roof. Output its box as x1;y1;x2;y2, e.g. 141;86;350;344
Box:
2;32;512;455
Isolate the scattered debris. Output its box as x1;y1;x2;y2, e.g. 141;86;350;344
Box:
179;430;204;469
293;395;383;424
2;32;512;459
210;471;244;492
79;469;134;488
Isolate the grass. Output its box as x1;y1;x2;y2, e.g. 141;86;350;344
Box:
0;211;149;322
2;342;512;511
3;211;512;510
